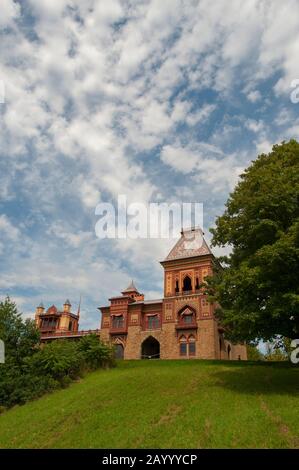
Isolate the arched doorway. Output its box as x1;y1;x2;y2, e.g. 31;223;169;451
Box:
141;336;160;359
114;343;124;359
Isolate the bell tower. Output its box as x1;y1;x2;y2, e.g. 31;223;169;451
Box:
160;227;218;359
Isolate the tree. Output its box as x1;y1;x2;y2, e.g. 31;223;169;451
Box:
0;296;40;365
264;342;288;362
209;140;299;342
246;345;264;361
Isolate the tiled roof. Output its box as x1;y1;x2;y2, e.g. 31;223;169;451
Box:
46;305;58;315
122;280;138;293
163;227;212;261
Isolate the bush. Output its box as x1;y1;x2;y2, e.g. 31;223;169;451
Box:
77;334;115;369
27;340;84;382
0;295;115;410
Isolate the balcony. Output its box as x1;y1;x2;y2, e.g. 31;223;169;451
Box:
40;326;57;334
40;329;101;340
175;320;198;330
110;320;127;335
176;289;200;296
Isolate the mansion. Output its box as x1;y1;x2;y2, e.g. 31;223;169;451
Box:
99;228;247;360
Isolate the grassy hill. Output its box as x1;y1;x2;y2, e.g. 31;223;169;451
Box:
0;360;298;449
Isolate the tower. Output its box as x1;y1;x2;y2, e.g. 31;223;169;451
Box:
160;227;218;359
35;302;45;326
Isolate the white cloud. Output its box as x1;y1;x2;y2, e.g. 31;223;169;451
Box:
0;0;20;28
1;0;298;327
160;142;243;192
247;90;262;103
0;214;20;241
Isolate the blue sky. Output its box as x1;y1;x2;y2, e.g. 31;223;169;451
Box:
0;0;299;329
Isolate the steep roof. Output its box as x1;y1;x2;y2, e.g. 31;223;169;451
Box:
163;227;212;262
46;305;58;315
122;280;138;293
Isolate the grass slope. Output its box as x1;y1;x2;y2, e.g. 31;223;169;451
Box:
0;360;298;449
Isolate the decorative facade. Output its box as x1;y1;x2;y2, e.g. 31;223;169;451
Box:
99;228;247;360
35;299;100;341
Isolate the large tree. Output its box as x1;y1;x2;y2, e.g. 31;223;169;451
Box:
0;297;40;365
209;140;299;342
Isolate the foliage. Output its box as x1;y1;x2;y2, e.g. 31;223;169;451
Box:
77;333;115;369
0;297;115;409
0;296;40;365
264;342;288;362
208;140;299;342
246;344;264;361
27;340;84;381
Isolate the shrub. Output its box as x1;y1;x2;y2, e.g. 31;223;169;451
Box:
77;334;115;369
27;340;84;382
0;295;116;409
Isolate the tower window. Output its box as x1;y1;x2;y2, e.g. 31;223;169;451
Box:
183;276;192;292
183;314;193;324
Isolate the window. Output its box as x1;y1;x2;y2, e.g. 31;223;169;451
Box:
180;343;187;356
68;321;73;331
112;315;124;328
147;315;159;329
189;342;196;356
175;280;179;293
179;306;196;325
183;275;192;292
179;335;196;357
183;314;193;324
189;336;196;356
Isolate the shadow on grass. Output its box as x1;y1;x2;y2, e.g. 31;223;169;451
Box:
211;364;299;395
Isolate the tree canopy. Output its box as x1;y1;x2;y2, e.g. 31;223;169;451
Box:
209;140;299;342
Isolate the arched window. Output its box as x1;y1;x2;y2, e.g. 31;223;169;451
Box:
183;275;192;292
68;321;73;331
175;280;179;293
179;306;196;325
227;344;231;359
179;334;196;357
179;335;187;356
188;335;196;357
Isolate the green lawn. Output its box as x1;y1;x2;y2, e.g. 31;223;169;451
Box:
0;360;298;448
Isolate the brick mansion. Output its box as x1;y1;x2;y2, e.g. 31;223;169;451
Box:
99;228;247;360
35;228;247;361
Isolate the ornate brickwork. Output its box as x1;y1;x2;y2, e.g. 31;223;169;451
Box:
98;228;247;361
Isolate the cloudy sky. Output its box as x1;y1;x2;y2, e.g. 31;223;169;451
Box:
0;0;299;328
